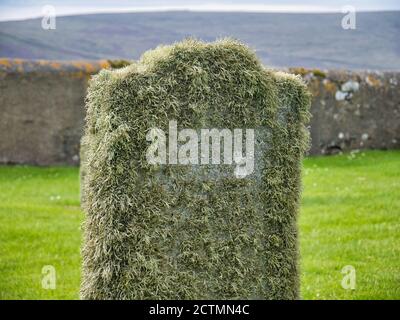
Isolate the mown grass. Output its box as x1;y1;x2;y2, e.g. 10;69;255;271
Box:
0;168;82;299
0;150;399;299
300;150;400;299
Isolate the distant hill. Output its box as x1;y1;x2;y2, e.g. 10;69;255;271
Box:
0;11;399;70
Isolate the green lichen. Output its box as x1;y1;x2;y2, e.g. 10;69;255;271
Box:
289;67;326;78
312;69;326;78
80;39;311;299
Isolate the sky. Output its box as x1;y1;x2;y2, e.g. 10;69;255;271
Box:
1;0;399;21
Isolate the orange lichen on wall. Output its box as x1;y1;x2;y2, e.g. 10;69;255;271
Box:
365;75;382;87
288;67;326;78
99;60;111;69
71;70;87;79
0;58;111;75
37;60;49;66
49;62;62;70
289;67;309;76
71;61;110;73
0;58;24;72
13;58;24;65
0;58;12;68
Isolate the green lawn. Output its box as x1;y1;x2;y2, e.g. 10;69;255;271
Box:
0;150;399;300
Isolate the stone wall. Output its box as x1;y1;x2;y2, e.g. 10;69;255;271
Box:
0;59;399;165
289;68;400;155
0;59;110;165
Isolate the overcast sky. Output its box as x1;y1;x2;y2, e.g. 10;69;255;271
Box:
1;0;399;21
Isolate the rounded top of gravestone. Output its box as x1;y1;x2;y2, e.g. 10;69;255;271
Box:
86;38;310;136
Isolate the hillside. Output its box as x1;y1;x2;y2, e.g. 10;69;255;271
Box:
0;11;399;70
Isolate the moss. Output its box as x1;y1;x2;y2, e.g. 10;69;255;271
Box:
289;67;309;77
0;58;12;68
289;67;326;78
312;69;326;78
107;59;132;69
81;39;311;299
323;79;337;94
0;58;110;74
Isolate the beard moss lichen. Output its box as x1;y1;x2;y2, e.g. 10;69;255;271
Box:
80;38;311;299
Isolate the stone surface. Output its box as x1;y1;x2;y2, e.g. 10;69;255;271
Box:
288;68;400;155
0;59;109;165
79;40;310;299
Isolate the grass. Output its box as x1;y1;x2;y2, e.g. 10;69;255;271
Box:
0;167;82;299
300;150;400;299
0;150;399;300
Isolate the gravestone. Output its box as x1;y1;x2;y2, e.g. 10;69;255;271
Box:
80;39;311;299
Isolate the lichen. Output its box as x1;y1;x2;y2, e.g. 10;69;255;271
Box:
80;39;311;300
288;67;326;78
365;75;382;87
311;69;326;78
0;58;12;68
323;79;337;94
107;59;132;69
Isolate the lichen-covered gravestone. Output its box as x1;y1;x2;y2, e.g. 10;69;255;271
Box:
80;39;311;299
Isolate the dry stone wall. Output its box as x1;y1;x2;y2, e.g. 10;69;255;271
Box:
0;59;399;165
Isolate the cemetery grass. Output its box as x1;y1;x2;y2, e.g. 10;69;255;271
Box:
0;150;399;300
